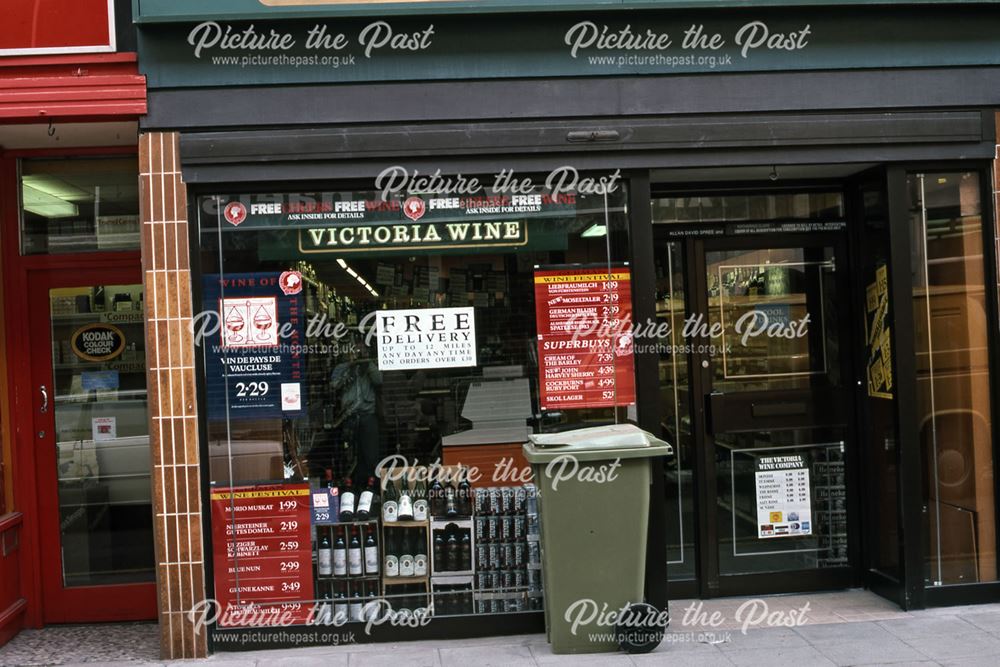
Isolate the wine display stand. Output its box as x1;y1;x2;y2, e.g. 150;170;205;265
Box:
314;519;382;598
379;467;432;613
430;517;475;576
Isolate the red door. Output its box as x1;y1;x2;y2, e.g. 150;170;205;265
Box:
28;265;156;622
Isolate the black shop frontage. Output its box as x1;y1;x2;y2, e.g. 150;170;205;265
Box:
133;0;1000;652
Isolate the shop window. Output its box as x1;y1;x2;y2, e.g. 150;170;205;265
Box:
909;172;997;586
19;157;140;255
197;184;633;627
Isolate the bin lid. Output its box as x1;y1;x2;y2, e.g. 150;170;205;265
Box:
523;423;673;463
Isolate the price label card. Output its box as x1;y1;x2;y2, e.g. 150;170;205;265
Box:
754;454;812;539
311;488;339;525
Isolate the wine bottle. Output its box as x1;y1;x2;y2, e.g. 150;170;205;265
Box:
363;581;379;623
321;468;333;489
382;479;399;523
318;531;333;577
349;583;363;623
339;478;356;522
445;528;459;572
413;479;428;522
444;482;458;519
457;472;472;516
414;532;428;577
333;583;347;625
318;590;332;624
348;527;363;576
433;530;445;574
398;477;414;521
399;531;415;577
460;530;471;571
429;475;446;517
333;528;347;577
385;529;399;577
356;476;377;520
364;527;379;576
333;583;347;624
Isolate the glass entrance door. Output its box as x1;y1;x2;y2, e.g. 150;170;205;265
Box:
699;237;857;593
29;266;156;622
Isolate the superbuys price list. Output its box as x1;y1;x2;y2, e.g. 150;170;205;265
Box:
534;266;636;410
210;483;315;626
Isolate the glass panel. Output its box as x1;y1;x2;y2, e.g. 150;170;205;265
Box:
50;284;154;586
910;172;997;586
653;238;695;581
703;245;848;576
705;247;839;392
859;182;902;580
716;431;848;575
651;191;844;225
21;157;140;255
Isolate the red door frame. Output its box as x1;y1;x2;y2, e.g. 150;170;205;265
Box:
1;147;154;626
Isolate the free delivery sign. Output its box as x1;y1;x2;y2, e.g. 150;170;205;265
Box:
375;307;476;371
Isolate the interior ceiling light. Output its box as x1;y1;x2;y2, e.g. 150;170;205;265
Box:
22;184;79;218
580;223;607;238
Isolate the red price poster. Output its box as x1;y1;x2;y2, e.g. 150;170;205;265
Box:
534;266;636;410
210;483;315;627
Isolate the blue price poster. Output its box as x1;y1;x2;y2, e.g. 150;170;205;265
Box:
202;271;305;420
311;487;340;526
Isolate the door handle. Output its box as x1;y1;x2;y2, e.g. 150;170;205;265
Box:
39;385;49;413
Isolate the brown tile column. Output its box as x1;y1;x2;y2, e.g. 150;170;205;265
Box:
139;132;208;660
995;112;1000;323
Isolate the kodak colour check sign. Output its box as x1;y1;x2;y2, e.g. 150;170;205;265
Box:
376;306;476;371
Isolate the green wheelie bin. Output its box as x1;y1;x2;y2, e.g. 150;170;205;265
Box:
523;423;673;654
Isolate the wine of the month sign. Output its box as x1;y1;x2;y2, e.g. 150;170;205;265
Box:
375;306;476;371
534;265;636;410
202;272;305;420
211;483;315;627
754;454;812;539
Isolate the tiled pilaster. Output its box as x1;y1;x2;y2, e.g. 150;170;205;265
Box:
139;132;207;660
995;112;1000;320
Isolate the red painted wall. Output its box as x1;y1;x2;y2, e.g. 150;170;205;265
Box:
0;0;112;53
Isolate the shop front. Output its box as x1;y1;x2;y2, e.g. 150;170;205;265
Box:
132;0;1000;658
0;0;152;648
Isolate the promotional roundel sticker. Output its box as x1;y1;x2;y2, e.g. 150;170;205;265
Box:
403;197;426;221
279;270;304;295
224;202;248;226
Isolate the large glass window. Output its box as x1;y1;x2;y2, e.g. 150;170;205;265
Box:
20;157;140;255
910;172;997;586
198;183;634;627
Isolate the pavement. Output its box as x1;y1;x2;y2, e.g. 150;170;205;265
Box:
3;591;1000;666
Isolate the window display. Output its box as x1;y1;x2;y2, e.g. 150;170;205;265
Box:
197;184;631;631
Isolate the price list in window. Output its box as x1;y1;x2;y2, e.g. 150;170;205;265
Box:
754;454;813;539
534;265;636;410
210;483;315;626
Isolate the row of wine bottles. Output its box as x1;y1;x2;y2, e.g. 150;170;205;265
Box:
317;525;379;578
320;468;476;523
320;472;381;522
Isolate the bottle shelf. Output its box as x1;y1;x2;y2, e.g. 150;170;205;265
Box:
317;574;380;581
431;517;473;528
383;575;430;585
323;518;380;527
432;574;474;584
382;520;429;528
